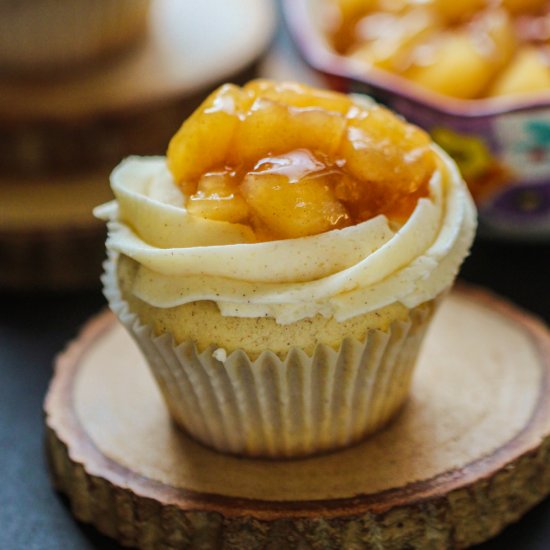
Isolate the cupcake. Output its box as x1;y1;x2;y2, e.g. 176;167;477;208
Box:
95;80;476;458
0;0;151;74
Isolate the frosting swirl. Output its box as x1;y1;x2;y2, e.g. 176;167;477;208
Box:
95;144;476;324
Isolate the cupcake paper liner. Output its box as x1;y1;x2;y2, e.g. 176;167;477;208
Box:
103;254;436;458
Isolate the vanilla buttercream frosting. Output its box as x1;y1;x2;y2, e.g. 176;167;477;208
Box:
95;143;476;325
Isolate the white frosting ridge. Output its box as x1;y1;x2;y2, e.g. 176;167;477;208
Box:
95;148;476;324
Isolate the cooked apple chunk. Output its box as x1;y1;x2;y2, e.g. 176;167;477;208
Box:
230;97;347;167
243;80;354;114
167;84;251;194
488;47;550;97
339;105;434;195
186;172;249;223
167;80;434;240
241;151;350;239
349;8;441;73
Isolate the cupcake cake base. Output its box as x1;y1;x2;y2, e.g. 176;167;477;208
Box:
45;286;550;549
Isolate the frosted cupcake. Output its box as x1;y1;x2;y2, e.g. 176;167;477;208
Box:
0;0;151;74
95;80;476;458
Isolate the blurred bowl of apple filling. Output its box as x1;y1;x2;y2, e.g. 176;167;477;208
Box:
283;0;550;239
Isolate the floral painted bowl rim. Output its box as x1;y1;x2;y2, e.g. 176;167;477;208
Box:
283;0;550;119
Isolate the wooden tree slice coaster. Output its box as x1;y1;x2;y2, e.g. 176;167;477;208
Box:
45;286;550;549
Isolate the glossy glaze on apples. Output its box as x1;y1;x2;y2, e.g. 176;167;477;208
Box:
167;80;435;240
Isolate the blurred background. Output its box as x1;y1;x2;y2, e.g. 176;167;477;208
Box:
1;0;549;548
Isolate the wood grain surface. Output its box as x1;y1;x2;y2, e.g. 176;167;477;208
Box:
45;286;550;549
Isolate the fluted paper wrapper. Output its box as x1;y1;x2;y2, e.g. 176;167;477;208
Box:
0;0;150;72
103;256;436;458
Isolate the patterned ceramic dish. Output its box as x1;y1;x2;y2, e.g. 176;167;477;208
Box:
283;0;550;239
